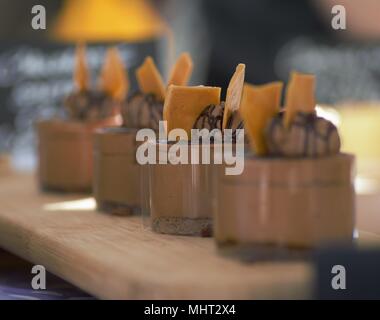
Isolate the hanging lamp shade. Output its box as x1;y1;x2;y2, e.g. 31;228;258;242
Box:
53;0;167;42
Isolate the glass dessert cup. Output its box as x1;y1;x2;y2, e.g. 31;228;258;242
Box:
148;140;218;237
93;127;142;215
213;153;356;261
36;118;118;193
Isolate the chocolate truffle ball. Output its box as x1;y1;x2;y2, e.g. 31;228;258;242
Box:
122;92;163;131
265;112;341;157
64;90;120;121
193;102;225;130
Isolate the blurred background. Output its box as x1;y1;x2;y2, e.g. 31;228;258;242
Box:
0;0;380;189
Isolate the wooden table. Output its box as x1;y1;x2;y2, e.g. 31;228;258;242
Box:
0;171;379;299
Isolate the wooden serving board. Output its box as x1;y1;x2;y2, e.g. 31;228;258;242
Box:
0;172;379;299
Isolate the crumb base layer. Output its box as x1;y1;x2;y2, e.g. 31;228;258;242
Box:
151;217;213;237
97;200;139;216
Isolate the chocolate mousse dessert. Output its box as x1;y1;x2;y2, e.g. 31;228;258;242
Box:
150;64;246;236
37;45;125;192
94;53;194;215
214;72;355;261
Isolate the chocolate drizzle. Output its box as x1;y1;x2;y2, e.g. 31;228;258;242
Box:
192;103;247;143
225;110;245;143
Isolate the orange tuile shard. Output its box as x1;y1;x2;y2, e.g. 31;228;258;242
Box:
240;82;283;156
167;52;194;87
74;43;90;91
99;47;129;101
222;64;246;130
284;72;316;128
136;56;166;102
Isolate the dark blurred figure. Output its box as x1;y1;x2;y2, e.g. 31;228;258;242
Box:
202;0;380;103
203;0;331;87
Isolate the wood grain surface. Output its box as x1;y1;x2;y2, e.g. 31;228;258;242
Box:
0;172;379;299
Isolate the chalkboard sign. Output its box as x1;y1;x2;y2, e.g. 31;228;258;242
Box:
0;40;161;170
